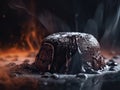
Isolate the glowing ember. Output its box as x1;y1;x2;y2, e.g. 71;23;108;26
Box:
0;47;38;66
0;0;48;66
0;20;43;66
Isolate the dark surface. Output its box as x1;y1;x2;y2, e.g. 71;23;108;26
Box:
7;63;120;90
5;49;120;90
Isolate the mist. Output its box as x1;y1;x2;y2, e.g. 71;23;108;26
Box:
0;0;120;53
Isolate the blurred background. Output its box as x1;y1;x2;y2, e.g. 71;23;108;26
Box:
0;0;120;56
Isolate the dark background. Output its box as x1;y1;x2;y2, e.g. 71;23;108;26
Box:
0;0;120;50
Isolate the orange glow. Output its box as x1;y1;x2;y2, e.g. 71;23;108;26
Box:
0;0;48;66
25;30;37;52
101;49;115;59
0;47;38;66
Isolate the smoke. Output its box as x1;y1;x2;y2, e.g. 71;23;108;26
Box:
0;1;120;89
9;0;71;33
9;0;120;52
9;0;35;17
84;19;98;39
0;1;73;88
82;1;120;53
39;11;71;33
101;5;120;51
83;3;104;40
